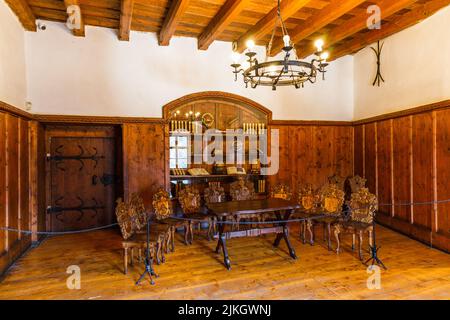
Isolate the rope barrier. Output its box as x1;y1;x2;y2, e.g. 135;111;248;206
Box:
1;198;449;236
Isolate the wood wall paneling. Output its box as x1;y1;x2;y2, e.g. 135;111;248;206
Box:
0;111;35;275
269;125;353;193
334;126;353;179
364;123;377;195
435;109;450;251
313;126;335;187
392;116;412;224
122;123;168;210
411;113;433;242
0;113;6;273
269;126;290;187
376;120;393;219
19;118;31;250
354;104;450;253
6;115;20;255
353;125;364;177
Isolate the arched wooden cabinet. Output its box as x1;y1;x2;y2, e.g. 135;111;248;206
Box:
162;92;272;199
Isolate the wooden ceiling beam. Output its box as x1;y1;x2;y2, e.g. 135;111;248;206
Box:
119;0;134;41
330;0;450;61
297;0;419;59
198;0;250;50
159;0;191;46
4;0;37;31
234;0;311;53
64;0;85;37
270;0;367;56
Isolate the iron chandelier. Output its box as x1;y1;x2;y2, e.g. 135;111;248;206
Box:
230;0;330;90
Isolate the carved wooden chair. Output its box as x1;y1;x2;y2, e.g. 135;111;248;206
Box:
204;182;226;236
229;177;257;230
178;185;215;244
292;183;320;245
230;177;256;201
265;183;292;221
152;189;186;253
348;175;367;194
334;188;377;260
130;193;172;263
116;197;162;275
270;183;292;201
316;184;346;250
297;183;345;250
327;174;346;191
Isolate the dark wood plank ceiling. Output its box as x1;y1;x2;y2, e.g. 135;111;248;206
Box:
5;0;450;60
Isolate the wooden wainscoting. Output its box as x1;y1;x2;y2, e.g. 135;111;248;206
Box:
0;108;44;275
122;123;169;209
268;124;354;192
354;101;450;253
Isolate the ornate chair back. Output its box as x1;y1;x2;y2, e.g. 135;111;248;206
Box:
115;198;134;240
204;182;226;204
328;174;346;191
152;189;172;220
270;183;292;201
297;183;318;212
348;188;378;224
348;175;367;194
319;184;345;215
230;177;255;201
178;185;201;214
129;193;147;231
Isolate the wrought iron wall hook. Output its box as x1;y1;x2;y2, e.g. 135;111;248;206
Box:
371;41;385;87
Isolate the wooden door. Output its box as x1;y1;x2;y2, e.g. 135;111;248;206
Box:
48;136;116;231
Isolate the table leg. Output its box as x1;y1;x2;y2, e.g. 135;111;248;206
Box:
273;210;297;260
273;211;283;247
283;226;297;259
220;233;231;270
215;216;231;270
215;216;225;253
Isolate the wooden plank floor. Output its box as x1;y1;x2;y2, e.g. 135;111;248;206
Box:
0;225;449;300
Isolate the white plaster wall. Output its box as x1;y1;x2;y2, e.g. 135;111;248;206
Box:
353;5;450;120
25;21;354;120
0;0;27;109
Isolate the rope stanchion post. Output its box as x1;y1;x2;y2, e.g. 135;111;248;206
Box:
135;216;158;286
364;211;387;270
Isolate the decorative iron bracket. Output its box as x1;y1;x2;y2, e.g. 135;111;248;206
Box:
371;41;385;87
47;145;105;171
47;196;104;222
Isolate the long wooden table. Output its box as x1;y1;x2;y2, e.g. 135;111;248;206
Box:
206;199;300;270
